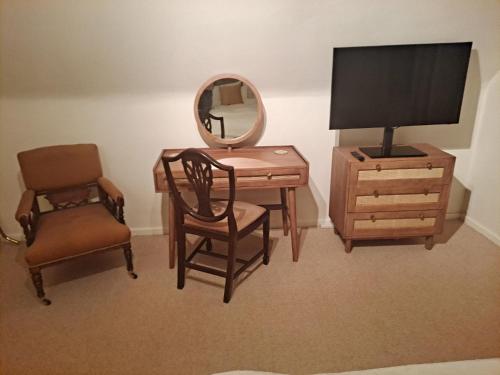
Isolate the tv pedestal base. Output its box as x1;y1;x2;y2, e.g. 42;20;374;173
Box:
329;143;455;253
359;145;427;158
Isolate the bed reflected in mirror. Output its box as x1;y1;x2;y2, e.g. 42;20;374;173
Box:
194;74;264;148
198;79;258;139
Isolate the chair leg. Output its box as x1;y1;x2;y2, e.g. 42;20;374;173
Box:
223;238;237;303
29;267;51;305
123;244;138;279
263;213;270;265
177;230;186;290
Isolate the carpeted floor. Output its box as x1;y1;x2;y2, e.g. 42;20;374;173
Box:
1;220;499;375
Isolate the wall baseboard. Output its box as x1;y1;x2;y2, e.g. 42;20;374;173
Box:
131;227;165;236
319;219;334;229
465;216;500;246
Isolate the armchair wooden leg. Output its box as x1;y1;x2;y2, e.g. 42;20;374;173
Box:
29;267;51;305
263;213;270;265
177;230;186;290
123;244;138;279
206;238;213;252
223;239;237;303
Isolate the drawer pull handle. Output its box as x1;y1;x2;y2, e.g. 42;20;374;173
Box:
427;162;433;170
373;190;379;198
419;213;425;221
370;215;376;222
267;172;272;180
424;189;429;196
376;164;382;172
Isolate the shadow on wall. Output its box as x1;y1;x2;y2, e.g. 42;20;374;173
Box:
448;176;471;219
339;50;481;150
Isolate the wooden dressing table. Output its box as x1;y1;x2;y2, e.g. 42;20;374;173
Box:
153;145;309;268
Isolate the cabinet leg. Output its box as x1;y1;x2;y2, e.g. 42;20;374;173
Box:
345;239;352;253
334;227;339;235
425;236;434;250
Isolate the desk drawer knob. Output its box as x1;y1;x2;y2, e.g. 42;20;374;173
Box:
427;162;433;170
424;189;429;196
370;215;376;222
376;164;382;172
419;213;425;220
373;190;379;198
267;172;272;180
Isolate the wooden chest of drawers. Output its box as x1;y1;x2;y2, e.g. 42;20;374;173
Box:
329;144;455;252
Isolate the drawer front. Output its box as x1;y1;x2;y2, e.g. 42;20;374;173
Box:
358;167;444;181
352;158;454;187
348;184;449;212
346;210;443;238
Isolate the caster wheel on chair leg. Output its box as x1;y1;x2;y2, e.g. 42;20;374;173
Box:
129;272;138;279
41;298;52;306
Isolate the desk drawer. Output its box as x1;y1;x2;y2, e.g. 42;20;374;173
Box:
346;210;442;238
170;174;302;190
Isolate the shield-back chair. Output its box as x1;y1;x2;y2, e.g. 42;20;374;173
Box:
162;148;269;303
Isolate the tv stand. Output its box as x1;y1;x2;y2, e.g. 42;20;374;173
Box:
359;145;427;158
360;126;428;158
329;143;455;253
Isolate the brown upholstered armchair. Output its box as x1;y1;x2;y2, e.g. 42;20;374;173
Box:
15;144;137;305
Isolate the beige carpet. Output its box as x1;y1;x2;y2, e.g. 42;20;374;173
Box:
1;220;499;375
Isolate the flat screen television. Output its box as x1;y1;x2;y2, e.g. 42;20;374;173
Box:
329;42;472;157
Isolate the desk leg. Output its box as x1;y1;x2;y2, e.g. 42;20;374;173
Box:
168;192;176;269
280;188;289;236
287;187;299;262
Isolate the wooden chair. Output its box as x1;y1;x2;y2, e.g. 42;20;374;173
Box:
162;148;270;303
198;88;226;138
15;144;137;305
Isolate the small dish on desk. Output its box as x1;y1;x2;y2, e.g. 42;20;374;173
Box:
273;149;289;155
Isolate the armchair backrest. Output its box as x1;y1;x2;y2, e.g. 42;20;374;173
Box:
18;144;103;192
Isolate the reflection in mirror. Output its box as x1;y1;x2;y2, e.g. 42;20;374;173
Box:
197;78;258;139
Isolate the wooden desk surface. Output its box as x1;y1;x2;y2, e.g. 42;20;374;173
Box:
153;145;309;192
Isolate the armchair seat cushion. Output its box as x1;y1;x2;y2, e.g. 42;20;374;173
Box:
185;200;266;235
25;204;130;267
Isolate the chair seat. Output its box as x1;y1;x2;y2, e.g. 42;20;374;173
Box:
184;200;266;235
25;204;130;266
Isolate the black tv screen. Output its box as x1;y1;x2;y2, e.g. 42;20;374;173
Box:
329;42;472;130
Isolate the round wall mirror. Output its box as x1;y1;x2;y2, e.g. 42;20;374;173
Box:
194;74;264;148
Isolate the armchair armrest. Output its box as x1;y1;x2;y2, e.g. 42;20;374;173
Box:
15;190;35;222
97;177;124;205
97;177;126;224
15;190;37;245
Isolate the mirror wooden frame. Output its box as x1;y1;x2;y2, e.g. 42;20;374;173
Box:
194;73;265;148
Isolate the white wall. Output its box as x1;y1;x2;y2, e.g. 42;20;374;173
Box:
465;72;500;244
1;0;499;240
